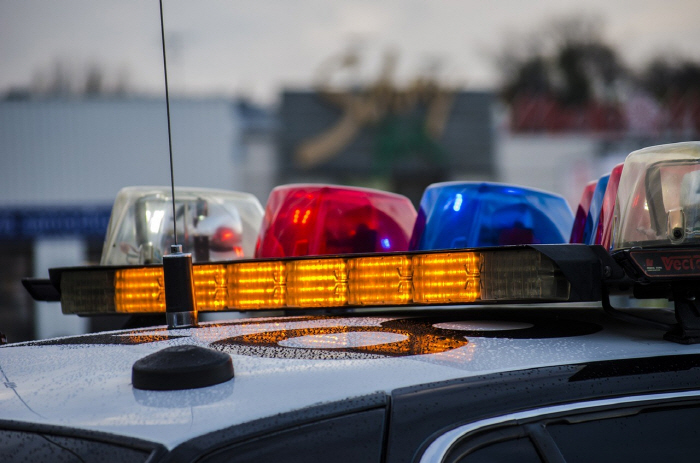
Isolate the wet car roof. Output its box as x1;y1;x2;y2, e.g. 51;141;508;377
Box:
1;307;698;449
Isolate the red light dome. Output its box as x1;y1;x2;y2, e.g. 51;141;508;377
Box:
255;184;417;258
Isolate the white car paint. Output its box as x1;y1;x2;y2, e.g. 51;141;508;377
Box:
1;309;698;449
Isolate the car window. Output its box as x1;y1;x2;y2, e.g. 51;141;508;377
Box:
0;430;152;463
195;409;385;463
548;403;700;462
442;426;545;463
440;399;700;463
455;437;542;463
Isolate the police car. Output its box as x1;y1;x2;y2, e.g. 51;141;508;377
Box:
3;142;700;462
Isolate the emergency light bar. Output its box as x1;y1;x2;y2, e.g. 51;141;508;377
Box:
22;141;700;344
52;246;578;315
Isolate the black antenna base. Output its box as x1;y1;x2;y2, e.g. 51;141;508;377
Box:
132;345;233;390
163;244;198;329
166;311;198;329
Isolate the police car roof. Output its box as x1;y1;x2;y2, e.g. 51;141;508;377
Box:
1;306;698;450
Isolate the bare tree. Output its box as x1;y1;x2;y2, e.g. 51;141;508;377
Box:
496;14;627;106
46;59;76;96
642;56;700;101
83;63;104;96
26;59;131;97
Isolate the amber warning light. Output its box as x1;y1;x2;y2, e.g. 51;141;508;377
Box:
48;247;577;315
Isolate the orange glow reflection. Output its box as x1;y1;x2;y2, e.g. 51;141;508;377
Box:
231;324;469;357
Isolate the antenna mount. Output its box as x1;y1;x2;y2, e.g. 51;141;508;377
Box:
160;1;198;329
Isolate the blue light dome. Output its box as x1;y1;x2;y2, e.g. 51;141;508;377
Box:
582;174;610;245
410;182;574;250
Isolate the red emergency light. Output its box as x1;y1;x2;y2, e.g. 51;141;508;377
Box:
596;163;624;250
570;180;597;244
255;184;417;258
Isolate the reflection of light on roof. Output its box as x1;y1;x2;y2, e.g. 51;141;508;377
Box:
279;332;407;349
428;341;477;366
381;238;391;249
433;321;533;331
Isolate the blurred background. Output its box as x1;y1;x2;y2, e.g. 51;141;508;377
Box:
1;0;699;341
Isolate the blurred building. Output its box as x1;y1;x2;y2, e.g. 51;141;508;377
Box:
237;99;279;202
500;94;700;208
278;90;496;206
0;97;276;342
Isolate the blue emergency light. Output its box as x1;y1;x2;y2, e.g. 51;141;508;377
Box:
582;174;610;245
410;182;574;250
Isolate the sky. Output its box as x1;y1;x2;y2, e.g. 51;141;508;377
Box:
1;0;699;104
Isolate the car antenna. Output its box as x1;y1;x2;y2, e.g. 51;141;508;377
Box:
159;0;197;330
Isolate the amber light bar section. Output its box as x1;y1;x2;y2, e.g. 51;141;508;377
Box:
59;249;570;315
115;267;164;313
348;255;412;305
193;265;229;311
412;252;480;303
287;259;347;307
227;261;285;309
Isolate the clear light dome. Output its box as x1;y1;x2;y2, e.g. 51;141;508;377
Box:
613;142;700;250
101;186;263;264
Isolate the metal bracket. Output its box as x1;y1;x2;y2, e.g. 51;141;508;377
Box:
664;287;700;344
601;290;673;332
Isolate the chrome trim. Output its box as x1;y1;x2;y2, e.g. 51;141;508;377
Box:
419;390;700;463
166;311;198;329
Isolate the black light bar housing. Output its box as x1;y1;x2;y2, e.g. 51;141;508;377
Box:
22;243;700;344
